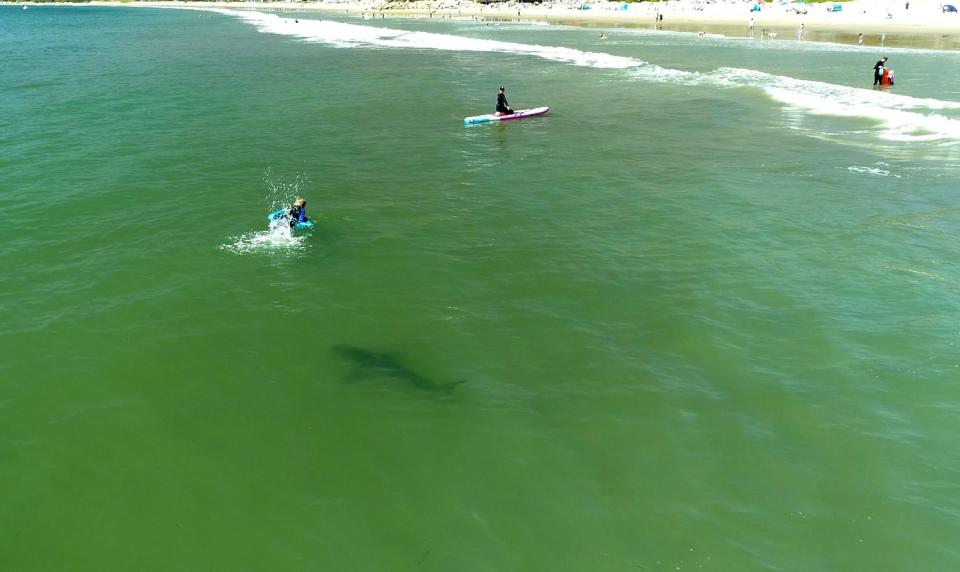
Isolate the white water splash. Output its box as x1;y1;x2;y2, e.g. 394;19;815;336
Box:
220;217;307;254
220;170;312;255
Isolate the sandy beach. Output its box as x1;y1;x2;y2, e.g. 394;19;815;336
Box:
9;0;959;48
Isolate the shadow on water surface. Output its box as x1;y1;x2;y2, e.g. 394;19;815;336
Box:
332;345;466;394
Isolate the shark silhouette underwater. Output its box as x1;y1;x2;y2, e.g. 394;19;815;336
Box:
332;345;466;393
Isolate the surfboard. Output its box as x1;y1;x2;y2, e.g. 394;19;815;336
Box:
268;209;314;229
464;106;549;126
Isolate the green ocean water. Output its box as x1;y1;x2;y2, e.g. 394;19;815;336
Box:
3;6;960;570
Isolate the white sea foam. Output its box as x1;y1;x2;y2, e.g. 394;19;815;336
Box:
211;9;639;69
642;65;960;142
711;68;960;142
848;165;901;177
768;87;960;142
719;67;960;112
206;9;960;143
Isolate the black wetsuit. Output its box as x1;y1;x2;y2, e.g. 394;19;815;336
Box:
496;92;513;115
873;60;885;85
288;205;306;228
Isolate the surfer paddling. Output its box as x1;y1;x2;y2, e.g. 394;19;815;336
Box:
495;86;514;116
287;197;310;229
266;196;314;230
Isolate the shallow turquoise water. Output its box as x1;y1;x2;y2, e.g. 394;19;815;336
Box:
2;6;960;570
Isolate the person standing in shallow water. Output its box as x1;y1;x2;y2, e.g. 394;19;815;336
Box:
495;86;513;116
874;56;888;86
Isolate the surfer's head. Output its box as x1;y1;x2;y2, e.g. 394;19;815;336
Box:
499;86;505;92
294;197;306;208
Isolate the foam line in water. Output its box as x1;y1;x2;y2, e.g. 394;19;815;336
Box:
848;165;901;177
210;9;639;69
719;67;960;112
718;67;960;142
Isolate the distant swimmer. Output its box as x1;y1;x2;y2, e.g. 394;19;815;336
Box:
495;85;513;116
600;32;608;39
287;196;310;229
873;56;888;86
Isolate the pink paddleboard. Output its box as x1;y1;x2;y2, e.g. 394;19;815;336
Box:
464;106;550;125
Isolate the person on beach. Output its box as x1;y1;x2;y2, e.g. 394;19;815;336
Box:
495;86;513;116
287;197;310;228
873;56;888;85
858;33;863;45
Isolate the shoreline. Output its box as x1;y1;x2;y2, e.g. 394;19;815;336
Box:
7;0;960;50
